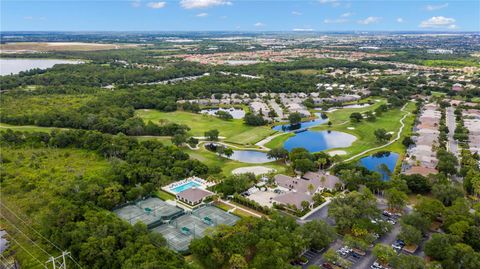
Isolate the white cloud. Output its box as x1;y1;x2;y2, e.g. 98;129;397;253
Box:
131;0;141;8
254;22;265;27
397;17;404;23
323;18;348;24
319;0;338;4
319;0;341;7
23;16;34;20
357;16;381;25
293;28;314;32
340;12;352;18
180;0;232;9
147;1;166;9
420;16;456;28
196;12;208;17
425;3;449;11
292;11;302;16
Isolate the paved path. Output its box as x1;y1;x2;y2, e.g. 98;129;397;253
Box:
341;103;411;164
255;131;289;149
219;199;262;218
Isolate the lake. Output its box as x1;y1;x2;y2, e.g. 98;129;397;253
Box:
359;151;399;180
0;58;83;75
283;130;356;152
228;150;273;163
200;107;245;119
343;103;372;109
272;113;328;131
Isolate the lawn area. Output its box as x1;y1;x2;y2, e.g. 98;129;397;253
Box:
155;189;176;201
184;147;287;176
265;100;416;164
0;123;67;132
135;135;173;146
318;98;388;125
135;109;276;145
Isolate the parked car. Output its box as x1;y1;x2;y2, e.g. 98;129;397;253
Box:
322;263;334;269
383;210;392;217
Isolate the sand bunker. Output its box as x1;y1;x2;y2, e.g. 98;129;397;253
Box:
328;150;347;156
232;166;276;176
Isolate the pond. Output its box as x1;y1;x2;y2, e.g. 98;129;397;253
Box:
0;58;83;75
272;113;328;131
359;151;399;180
342;103;372;109
283;130;357;152
228;150;274;164
200;107;245;119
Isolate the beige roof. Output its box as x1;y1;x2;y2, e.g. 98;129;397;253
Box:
404;166;438;177
273;192;312;209
302;172;342;190
176;188;213;202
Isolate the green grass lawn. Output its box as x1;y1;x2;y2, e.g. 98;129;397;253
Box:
155;190;176;201
135;109;276;145
0;123;67;132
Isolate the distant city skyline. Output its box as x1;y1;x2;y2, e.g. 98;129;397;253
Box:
1;0;479;32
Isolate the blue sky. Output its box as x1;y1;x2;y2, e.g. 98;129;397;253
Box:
1;0;479;31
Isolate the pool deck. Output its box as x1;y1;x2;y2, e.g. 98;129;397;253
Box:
162;176;215;195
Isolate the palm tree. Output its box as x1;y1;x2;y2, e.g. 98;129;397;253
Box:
307;183;315;195
318;158;327;170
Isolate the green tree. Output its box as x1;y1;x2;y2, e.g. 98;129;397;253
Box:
385;187;408;211
374;128;392;142
424;234;456;261
228;254;248;269
414;197;445;221
399;224;422;246
350;112;363;123
205;129;220;141
267;147;289;160
289;112;303;125
171;133;187;146
372;244;396;265
389;254;425;269
302;220;336;250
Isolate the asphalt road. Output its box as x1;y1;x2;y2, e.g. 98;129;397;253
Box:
446;107;459;158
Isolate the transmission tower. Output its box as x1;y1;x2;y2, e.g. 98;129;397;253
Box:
46;251;70;269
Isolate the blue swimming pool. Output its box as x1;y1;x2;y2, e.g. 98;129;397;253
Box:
171;181;201;193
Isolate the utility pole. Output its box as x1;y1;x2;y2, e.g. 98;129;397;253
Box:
46;251;69;269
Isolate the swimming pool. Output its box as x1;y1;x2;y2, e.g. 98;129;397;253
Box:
170;181;201;194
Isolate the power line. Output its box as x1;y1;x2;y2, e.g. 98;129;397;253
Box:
0;204;62;252
7;236;47;269
0;213;52;257
0;204;83;268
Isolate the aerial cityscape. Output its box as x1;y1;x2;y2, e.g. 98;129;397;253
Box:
0;1;479;269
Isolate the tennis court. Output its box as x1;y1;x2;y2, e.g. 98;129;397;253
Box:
114;197;183;228
152;206;240;252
